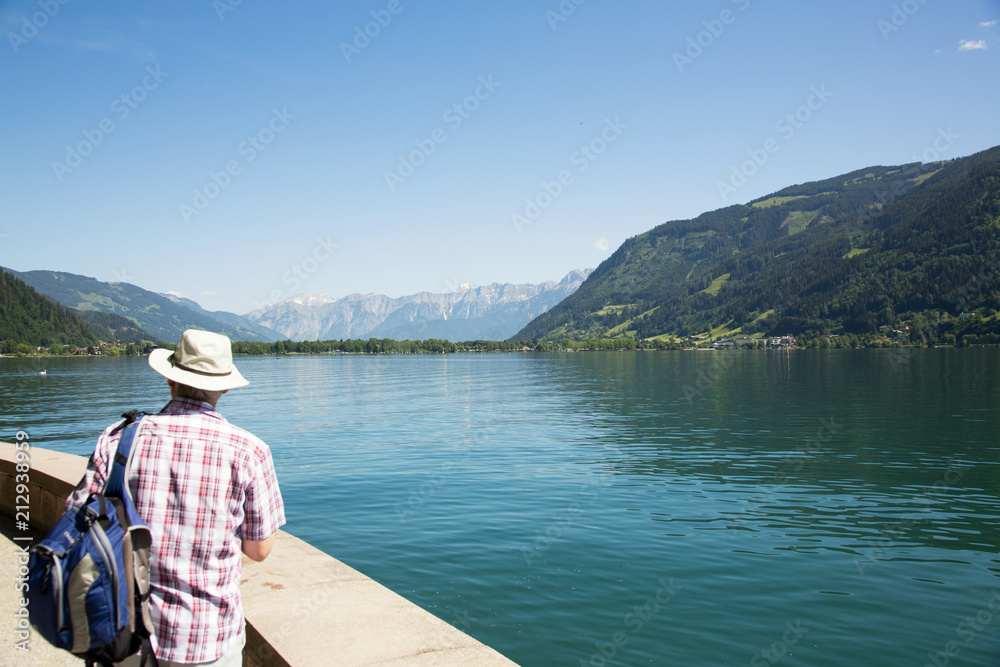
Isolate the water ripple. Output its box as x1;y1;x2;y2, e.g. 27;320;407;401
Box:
4;351;1000;666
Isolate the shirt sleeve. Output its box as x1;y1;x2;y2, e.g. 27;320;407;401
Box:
65;421;123;510
239;443;286;542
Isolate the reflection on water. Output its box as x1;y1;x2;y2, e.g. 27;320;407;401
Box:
3;350;999;666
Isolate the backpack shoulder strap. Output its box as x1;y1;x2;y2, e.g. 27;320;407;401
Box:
103;411;148;527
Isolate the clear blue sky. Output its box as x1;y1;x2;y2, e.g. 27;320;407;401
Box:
2;0;998;314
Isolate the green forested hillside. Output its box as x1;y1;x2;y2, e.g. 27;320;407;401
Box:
4;269;275;343
74;309;160;345
0;269;99;348
515;146;1000;344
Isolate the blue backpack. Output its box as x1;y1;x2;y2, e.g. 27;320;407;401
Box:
28;411;158;667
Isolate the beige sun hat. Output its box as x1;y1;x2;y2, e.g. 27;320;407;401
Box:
148;329;249;391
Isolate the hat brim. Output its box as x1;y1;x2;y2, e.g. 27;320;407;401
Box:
148;348;250;391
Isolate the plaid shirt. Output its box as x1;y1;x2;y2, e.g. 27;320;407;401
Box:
67;398;285;664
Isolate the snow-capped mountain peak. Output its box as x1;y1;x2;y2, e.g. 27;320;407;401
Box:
244;270;592;341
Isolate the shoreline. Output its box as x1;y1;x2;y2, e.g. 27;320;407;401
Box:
3;343;997;361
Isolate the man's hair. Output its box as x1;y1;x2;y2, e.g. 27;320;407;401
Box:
173;382;224;405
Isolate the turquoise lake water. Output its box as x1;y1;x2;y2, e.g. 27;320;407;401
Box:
2;350;999;666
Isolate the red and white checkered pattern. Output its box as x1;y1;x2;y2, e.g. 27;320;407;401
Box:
67;398;285;664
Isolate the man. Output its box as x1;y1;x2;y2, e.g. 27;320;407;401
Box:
67;330;285;666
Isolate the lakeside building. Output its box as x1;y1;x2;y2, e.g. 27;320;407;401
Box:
768;336;796;348
711;336;795;349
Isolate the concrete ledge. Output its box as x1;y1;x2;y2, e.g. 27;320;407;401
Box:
0;443;518;666
0;443;85;533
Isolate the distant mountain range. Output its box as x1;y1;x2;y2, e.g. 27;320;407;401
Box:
245;270;592;341
4;266;592;345
516;145;1000;344
9;144;998;350
161;293;283;342
5;269;281;343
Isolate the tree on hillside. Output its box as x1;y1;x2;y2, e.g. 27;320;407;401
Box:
0;269;98;347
